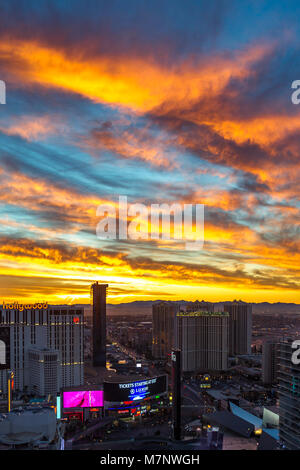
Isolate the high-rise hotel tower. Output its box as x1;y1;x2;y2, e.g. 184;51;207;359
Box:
0;304;84;394
224;301;252;356
152;301;180;359
175;311;229;372
90;282;108;367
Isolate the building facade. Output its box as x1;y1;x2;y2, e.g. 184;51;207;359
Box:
0;305;84;395
186;300;214;313
28;348;60;397
152;301;179;359
278;338;300;450
175;311;229;372
224;301;252;356
262;339;279;385
90;282;108;367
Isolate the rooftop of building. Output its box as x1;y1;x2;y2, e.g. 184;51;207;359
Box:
203;410;254;438
176;310;228;317
206;389;240;401
103;374;164;384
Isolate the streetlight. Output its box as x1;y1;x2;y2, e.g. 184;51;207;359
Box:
7;370;14;412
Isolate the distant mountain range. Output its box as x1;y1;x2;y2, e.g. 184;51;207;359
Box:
72;300;300;316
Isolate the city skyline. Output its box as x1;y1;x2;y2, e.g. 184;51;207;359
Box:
0;1;299;305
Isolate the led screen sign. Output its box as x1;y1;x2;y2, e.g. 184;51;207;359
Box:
63;390;104;408
2;301;48;311
104;375;167;402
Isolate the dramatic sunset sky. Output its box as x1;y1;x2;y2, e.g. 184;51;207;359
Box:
0;0;299;304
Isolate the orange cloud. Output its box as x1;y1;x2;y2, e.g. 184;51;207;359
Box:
82;123;177;167
0;115;63;140
0;39;271;112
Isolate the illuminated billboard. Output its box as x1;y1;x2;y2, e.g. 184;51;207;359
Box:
0;326;10;370
63;390;104;408
104;375;167;402
3;301;48;311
